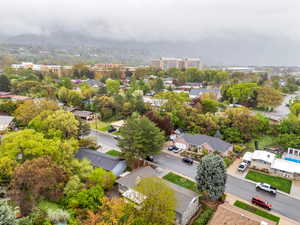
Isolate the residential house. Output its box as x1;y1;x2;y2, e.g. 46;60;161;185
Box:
163;77;176;87
75;148;126;176
174;133;233;156
249;150;276;172
72;110;96;121
189;88;220;99
143;96;167;107
110;120;125;131
244;149;300;180
84;79;104;88
208;203;276;225
270;159;300;180
116;166;200;225
0;115;14;134
0;92;30;102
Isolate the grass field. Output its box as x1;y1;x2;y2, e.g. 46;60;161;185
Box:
234;200;280;224
106;149;121;157
163;172;198;192
38;200;62;211
90;120;111;132
245;170;292;193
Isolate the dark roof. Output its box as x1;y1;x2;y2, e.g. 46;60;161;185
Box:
75;148;124;171
85;79;104;87
180;133;232;153
116;166;199;215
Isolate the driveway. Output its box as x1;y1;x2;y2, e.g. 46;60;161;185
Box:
87;129;120;151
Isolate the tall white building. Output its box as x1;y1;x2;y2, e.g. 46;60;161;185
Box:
151;57;202;70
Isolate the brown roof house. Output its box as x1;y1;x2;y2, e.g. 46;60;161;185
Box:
174;133;233;156
116;166;201;225
209;203;276;225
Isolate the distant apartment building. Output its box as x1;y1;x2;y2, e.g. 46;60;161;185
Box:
11;62;72;76
90;63;138;79
151;57;202;70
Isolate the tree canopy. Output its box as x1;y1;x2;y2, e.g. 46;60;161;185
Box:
196;154;226;201
9;157;68;216
118;115;165;162
134;177;176;225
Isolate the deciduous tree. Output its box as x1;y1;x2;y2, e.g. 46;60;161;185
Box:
256;86;283;109
9;157;68;216
134;177;176;225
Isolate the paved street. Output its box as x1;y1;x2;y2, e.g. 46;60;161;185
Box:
263;91;300;120
156;152;300;222
88;131;300;222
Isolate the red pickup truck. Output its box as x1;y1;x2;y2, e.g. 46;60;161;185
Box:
251;196;272;210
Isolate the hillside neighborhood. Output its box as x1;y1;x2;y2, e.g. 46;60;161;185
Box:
0;60;300;225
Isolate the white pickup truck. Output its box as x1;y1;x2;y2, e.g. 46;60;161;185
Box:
256;182;277;195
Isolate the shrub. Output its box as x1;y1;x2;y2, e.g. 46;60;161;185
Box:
192;207;214;225
47;209;70;223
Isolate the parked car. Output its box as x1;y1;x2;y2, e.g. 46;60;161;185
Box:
251;196;272;210
256;183;277;195
182;157;193;165
238;162;248;172
108;126;117;133
173;148;182;153
145;156;155;162
168;146;179;151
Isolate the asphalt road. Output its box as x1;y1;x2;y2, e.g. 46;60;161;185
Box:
156;152;300;222
88;131;300;222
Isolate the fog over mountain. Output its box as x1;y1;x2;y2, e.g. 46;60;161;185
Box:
1;0;300;65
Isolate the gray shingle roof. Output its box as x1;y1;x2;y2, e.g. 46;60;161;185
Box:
75;148;124;171
180;133;232;153
189;88;219;97
85;79;104;87
116;166;199;215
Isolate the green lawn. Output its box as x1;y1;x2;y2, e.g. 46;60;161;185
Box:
257;136;277;149
106;149;121;157
234;200;280;224
163;172;198;192
245;170;292;193
38;200;62;211
90;120;111;132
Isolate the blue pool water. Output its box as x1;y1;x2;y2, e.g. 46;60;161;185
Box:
284;157;300;164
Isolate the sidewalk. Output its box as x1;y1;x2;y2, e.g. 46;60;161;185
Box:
226;193;300;225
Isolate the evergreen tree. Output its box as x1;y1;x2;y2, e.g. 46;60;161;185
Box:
0;75;11;92
118;114;165;162
196;154;226;201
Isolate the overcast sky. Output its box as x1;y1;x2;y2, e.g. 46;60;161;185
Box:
0;0;299;42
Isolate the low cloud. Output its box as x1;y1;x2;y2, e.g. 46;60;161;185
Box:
0;0;299;41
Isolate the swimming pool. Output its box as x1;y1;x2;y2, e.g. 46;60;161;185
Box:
284;157;300;164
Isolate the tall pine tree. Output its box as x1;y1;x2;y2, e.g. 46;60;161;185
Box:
0;75;11;92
